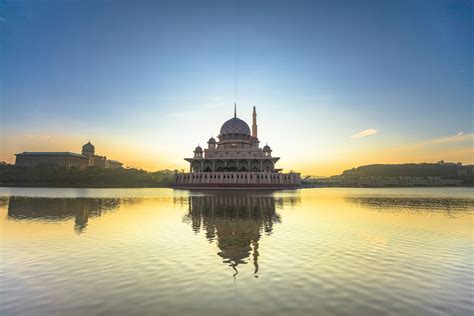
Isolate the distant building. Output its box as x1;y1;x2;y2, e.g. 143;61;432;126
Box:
437;160;462;166
107;160;123;169
174;104;301;188
15;152;90;169
15;141;123;170
457;169;468;176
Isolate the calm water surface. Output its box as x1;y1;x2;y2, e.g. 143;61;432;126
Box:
0;187;473;315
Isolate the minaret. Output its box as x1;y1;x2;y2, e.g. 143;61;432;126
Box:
252;106;258;137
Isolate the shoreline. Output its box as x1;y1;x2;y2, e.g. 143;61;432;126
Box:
0;184;172;189
0;184;472;189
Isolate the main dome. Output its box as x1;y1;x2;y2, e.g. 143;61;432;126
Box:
219;117;251;135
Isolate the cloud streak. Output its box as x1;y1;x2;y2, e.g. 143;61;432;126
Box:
350;129;379;139
412;131;472;148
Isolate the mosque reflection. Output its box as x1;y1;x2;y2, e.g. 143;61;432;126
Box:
183;191;299;277
7;197;121;234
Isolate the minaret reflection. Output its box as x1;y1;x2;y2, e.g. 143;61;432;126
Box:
7;197;121;234
184;192;283;278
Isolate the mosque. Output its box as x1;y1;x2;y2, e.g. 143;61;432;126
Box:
174;105;301;188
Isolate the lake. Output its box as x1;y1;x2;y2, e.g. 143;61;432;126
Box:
0;187;473;315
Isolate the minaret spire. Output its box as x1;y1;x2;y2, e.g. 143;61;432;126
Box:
252;106;258;137
234;102;237;117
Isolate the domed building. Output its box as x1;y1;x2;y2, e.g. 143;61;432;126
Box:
81;141;95;157
174;105;301;188
15;141;123;170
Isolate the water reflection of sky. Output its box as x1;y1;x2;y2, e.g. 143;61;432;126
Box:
346;196;474;214
5;192;293;276
0;188;473;315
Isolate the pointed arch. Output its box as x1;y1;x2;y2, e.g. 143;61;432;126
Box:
250;159;261;172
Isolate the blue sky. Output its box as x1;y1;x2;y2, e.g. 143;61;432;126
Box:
1;0;472;174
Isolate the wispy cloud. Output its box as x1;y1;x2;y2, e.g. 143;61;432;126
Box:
411;131;472;148
350;129;379;139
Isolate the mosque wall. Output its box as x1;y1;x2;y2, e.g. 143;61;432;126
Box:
174;171;301;188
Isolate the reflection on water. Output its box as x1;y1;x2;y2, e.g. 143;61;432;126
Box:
346;196;474;214
0;187;473;316
185;192;283;277
8;197;121;234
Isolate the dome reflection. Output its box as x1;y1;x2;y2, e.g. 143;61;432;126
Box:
184;191;283;278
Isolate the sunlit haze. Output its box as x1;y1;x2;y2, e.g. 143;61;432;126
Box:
1;1;472;175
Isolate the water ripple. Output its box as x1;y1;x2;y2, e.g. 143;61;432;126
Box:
0;188;473;315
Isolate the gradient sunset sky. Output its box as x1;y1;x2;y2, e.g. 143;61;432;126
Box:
1;0;472;176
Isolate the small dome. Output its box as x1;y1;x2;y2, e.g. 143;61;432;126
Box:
208;137;216;143
220;117;251;136
82;141;95;152
263;144;271;151
194;145;203;152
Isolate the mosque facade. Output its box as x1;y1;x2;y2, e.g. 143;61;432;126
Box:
174;105;301;188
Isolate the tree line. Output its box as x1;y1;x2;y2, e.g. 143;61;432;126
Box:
341;163;473;180
0;164;176;188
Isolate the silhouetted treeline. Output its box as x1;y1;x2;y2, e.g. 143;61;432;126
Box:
0;164;176;187
342;163;473;181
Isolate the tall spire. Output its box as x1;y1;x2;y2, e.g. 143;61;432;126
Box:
234;102;237;117
252;106;258;138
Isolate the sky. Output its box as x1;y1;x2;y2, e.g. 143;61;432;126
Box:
1;0;472;176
